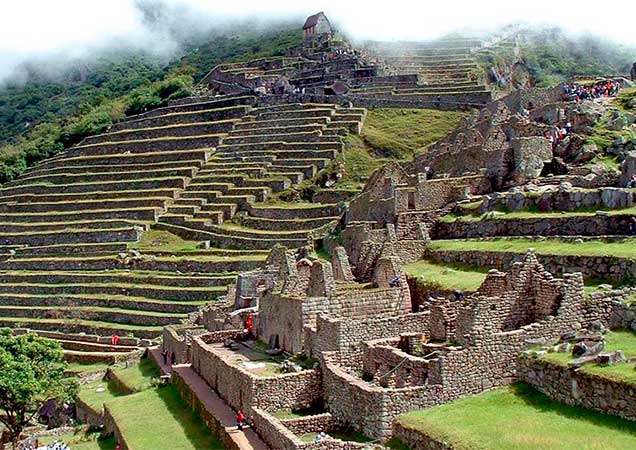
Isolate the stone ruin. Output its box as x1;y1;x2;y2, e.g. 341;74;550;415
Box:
163;241;618;444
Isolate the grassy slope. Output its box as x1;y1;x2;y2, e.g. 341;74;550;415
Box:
78;357;160;412
542;330;636;384
397;383;636;450
106;385;225;450
336;108;466;192
403;260;488;292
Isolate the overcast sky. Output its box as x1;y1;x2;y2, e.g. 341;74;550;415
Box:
1;0;635;81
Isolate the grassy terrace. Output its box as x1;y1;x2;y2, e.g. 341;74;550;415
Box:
0;317;164;332
541;330;636;384
78;358;161;412
335;108;466;191
397;383;636;450
429;238;636;259
404;260;488;292
106;386;225;449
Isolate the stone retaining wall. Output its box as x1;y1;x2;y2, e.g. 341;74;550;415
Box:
392;421;453;450
435;214;630;239
191;336;323;415
428;248;635;284
518;354;636;421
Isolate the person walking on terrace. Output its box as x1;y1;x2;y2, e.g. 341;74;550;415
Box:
236;410;246;431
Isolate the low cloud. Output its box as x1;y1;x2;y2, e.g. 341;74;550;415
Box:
1;0;634;84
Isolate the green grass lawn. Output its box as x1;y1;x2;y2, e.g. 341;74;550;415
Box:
404;260;488;292
111;357;161;392
542;330;636;384
333;108;466;192
133;229;203;253
78;357;160;412
40;429;116;450
106;385;225;450
362;108;467;160
429;238;636;259
397;383;636;450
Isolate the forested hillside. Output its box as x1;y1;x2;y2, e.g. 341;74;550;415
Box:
0;26;302;183
520;27;635;86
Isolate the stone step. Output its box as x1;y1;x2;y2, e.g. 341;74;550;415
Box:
0;227;141;247
166;204;201;216
67;135;223;158
33;149;211;171
215;148;337;161
256;108;335;121
121;96;256;122
222;131;336;145
111;105;251;132
0;208;159;224
84;120;236;145
0;189;179;204
14;242;131;257
0;270;236;288
0;305;186;327
235;116;330;131
8;167;195;187
0;317;163;339
0;197;169;214
0;292;208;314
155;222;307;251
209;224;312;240
248;203;341;219
0;253;264;276
239;214;339;232
0;177;186;198
229;124;324;137
0;219;142;234
265;170;303;184
22;160;203;178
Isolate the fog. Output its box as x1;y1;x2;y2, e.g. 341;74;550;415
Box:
1;0;635;83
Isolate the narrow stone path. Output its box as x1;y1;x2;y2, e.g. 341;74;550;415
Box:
148;346;172;375
173;364;269;450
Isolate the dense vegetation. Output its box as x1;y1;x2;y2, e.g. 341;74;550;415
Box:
520;28;635;87
0;27;302;184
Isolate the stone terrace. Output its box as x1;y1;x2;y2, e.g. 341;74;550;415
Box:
0;93;365;364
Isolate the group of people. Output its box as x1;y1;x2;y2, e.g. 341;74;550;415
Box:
563;80;620;102
546;121;573;149
24;440;69;450
25;440;121;450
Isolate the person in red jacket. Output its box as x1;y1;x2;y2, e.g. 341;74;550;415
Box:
236;410;246;431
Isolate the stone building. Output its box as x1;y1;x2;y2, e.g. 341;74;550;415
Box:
303;12;333;40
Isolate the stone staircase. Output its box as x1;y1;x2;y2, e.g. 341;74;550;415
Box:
157;103;364;249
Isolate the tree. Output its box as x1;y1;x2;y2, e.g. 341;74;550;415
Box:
0;329;77;449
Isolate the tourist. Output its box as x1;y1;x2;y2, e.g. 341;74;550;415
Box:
161;348;168;365
389;276;400;288
629;216;636;236
115;443;121;450
565;121;573;134
245;314;253;335
111;334;120;346
626;174;636;189
454;290;465;302
236;410;246;431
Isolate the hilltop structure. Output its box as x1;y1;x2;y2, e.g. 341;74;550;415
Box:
303;12;333;40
